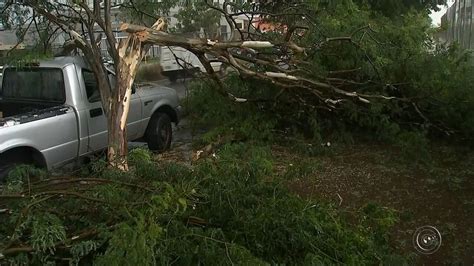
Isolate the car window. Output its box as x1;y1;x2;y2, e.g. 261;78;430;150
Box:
83;70;101;103
1;68;65;102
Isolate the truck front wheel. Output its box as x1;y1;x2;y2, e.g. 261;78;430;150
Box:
146;112;172;152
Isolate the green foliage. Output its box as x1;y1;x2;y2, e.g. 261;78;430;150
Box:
3;50;54;67
3;165;47;194
154;224;267;265
360;203;399;244
120;0;221;37
396;130;432;166
31;213;66;254
283;158;320;181
185;0;473;153
129;147;153;164
70;240;98;265
187;77;278;145
173;1;221;37
4;0;469;263
0;143;406;265
95;213;163;265
354;0;446;16
187;143;404;264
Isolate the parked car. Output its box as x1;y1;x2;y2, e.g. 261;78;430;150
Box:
0;56;181;180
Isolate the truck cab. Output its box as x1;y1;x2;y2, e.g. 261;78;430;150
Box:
0;56;181;180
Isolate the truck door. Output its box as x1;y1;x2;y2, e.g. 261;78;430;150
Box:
82;70;108;152
127;85;142;141
82;70;143;151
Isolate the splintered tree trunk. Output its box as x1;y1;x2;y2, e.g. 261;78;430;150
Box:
107;19;166;171
106;41;141;171
107;98;129;171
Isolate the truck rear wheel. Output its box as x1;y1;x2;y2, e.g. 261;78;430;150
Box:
146;112;172;152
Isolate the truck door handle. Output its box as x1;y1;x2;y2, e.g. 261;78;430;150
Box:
144;100;153;106
90;108;103;118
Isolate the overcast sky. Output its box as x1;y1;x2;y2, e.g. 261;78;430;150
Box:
430;0;455;26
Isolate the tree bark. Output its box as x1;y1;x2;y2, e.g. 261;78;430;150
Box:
106;19;166;171
106;98;129;171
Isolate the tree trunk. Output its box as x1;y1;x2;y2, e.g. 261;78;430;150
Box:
106;18;166;171
107;98;129;171
106;60;135;171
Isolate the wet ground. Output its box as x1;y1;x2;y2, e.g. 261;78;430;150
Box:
130;77;195;163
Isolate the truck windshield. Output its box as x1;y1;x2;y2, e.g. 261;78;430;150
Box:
1;68;65;103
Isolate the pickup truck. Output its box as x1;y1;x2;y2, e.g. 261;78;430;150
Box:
0;56;181;180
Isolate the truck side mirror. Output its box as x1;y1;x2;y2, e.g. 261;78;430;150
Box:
132;85;136;94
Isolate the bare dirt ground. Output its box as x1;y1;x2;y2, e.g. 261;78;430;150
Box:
279;144;474;265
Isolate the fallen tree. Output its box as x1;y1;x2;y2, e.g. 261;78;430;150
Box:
121;22;396;107
4;0;472;170
115;2;452;141
0;148;407;264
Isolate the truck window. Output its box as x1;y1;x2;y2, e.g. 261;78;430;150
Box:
83;70;101;103
83;71;120;103
1;68;65;103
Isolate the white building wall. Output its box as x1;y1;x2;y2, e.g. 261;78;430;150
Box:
443;0;474;49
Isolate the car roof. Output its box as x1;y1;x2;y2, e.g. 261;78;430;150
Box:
39;56;89;69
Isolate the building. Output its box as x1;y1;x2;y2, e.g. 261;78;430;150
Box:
0;0;262;58
0;0;68;56
440;0;474;49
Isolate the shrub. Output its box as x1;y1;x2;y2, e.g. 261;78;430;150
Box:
395;130;432;167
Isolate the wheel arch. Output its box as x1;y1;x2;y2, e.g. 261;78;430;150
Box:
0;146;47;168
151;105;178;124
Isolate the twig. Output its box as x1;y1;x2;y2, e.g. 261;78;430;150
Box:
1;228;100;257
336;193;343;206
30;177;157;194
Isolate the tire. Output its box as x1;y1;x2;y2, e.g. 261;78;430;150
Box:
146;112;172;152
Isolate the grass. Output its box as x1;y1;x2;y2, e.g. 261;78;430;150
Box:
272;142;474;264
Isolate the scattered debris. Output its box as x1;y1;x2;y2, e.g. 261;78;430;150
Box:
0;106;70;128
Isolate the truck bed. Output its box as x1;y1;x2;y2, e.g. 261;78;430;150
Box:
0;101;68;128
0;100;63;118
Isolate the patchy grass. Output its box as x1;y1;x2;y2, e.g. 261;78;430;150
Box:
274;142;474;265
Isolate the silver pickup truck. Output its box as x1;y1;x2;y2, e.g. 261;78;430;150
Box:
0;56;181;180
